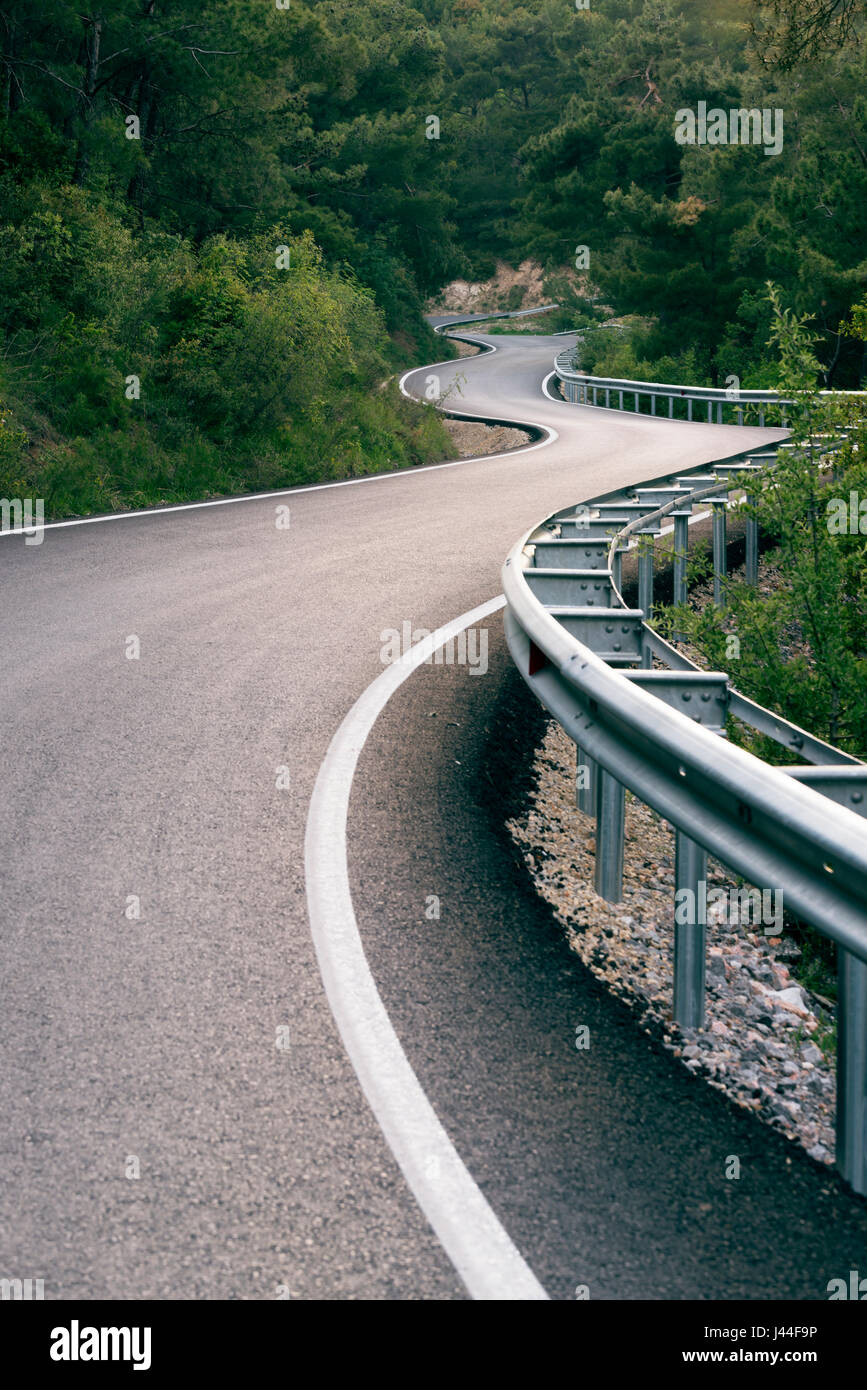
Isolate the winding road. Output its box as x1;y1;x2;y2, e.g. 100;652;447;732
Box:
3;320;866;1300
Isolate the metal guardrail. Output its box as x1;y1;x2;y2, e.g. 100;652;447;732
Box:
503;389;867;1195
555;349;866;426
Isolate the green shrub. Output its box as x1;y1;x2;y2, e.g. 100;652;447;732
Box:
0;189;453;519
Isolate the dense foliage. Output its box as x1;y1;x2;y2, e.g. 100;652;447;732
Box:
0;0;865;516
0;0;462;514
650;287;867;1004
656;290;867;760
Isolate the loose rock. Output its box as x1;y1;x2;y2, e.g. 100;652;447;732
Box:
507;720;836;1165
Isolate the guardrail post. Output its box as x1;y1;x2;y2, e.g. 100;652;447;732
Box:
595;771;625;903
638;540;654;614
576;744;598;816
605;388;611;408
745;490;759;586
674;831;708;1030
671;509;691;641
611;543;623;594
619;389;624;410
634;392;640;413
687;398;693;421
736;406;744;425
673;512;690;607
711;499;727;607
592;386;598;406
638;533;654;668
759;409;765;427
837;949;867;1195
651;395;656;416
668;395;674;418
707;402;713;423
717;402;723;424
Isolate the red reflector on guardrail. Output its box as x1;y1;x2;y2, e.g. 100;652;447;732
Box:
528;640;547;676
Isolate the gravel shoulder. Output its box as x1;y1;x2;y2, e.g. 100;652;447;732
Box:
441;417;533;458
508;523;841;1172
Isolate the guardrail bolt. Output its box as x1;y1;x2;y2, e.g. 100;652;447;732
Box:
595;771;625;903
674;831;708;1030
836;949;867;1197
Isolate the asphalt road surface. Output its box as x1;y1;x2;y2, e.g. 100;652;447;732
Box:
3;322;866;1299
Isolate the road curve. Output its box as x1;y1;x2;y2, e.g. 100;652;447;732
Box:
3;324;865;1300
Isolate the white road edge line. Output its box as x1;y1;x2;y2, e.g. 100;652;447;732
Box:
306;349;766;1298
398;353;562;448
541;370;560;403
304;595;550;1302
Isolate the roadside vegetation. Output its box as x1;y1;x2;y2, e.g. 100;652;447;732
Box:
2;1;866;517
653;289;867;1012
